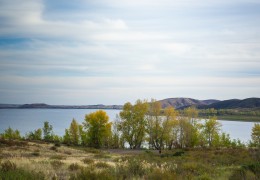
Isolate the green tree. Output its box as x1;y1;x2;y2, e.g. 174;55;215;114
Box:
251;123;260;147
26;128;42;140
42;121;54;142
110;116;121;149
203;117;221;147
79;125;87;146
84;110;112;148
179;107;201;148
118;100;148;149
1;127;21;140
146;99;177;153
63;129;71;145
69;119;80;145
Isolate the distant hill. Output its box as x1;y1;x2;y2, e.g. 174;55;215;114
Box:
200;98;260;109
158;97;260;109
0;103;123;109
159;98;219;109
1;97;259;110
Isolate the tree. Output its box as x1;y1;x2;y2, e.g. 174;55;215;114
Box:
84;110;112;148
63;129;71;145
79;125;87;146
179;107;201;148
203;117;221;147
42;121;54;142
118;100;148;149
251;123;260;147
69;119;80;145
110;115;121;149
26;128;42;140
146;99;177;153
1;127;21;140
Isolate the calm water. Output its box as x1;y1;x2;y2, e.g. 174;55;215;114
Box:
0;109;256;143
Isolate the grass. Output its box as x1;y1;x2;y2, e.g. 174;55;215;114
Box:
217;115;260;122
199;114;260;122
0;140;259;179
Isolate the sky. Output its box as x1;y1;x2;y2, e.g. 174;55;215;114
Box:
0;0;260;105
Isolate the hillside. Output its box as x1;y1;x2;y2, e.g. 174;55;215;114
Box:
159;98;219;109
202;98;260;109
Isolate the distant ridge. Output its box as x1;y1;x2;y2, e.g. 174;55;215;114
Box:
0;103;123;109
159;98;219;109
1;97;259;110
198;98;260;109
159;97;260;109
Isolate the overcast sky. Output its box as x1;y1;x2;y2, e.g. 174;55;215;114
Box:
0;0;260;105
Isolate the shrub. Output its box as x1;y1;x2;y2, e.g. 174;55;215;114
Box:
94;162;111;169
70;168;114;180
83;148;101;154
1;160;16;172
82;158;94;164
116;158;146;178
50;146;58;151
68;163;81;171
31;150;40;157
54;143;61;147
93;153;111;159
51;160;64;170
0;168;45;179
145;169;177;180
50;155;66;160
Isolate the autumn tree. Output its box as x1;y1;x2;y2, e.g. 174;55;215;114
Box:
118;100;148;149
110;116;121;149
63;129;71;144
251;123;260;147
146;99;177;153
179;107;201;148
69;119;80;145
79;125;87;146
84;110;112;148
203;117;221;147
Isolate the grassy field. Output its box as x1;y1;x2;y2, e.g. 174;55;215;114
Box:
216;115;260;122
0;140;259;179
198;115;260;122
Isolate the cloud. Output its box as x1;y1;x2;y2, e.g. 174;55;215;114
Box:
0;0;259;104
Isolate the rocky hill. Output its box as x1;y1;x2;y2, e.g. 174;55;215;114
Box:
159;98;219;109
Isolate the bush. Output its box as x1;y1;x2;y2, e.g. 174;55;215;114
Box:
50;146;58;151
31;150;40;157
82;158;94;164
54;143;61;147
83;148;101;154
115;158;146;178
93;153;111;159
1;160;16;172
145;169;177;180
94;162;111;169
68;163;81;171
51;160;64;170
70;168;114;180
50;155;66;160
0;168;45;179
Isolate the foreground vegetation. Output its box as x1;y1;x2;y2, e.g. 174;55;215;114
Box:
0;140;259;180
0;99;260;179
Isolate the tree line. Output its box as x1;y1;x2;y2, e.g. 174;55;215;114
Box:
1;99;259;150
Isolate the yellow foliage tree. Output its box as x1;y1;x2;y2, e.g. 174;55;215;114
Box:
84;110;112;148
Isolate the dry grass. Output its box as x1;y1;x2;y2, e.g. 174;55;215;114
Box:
1;141;258;179
0;141;118;179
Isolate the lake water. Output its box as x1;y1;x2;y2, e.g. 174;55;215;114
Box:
0;109;256;143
